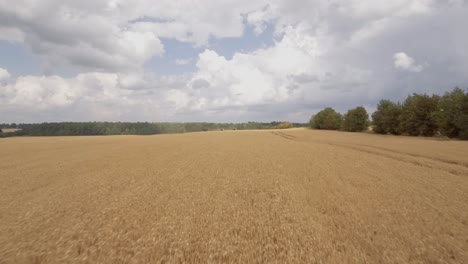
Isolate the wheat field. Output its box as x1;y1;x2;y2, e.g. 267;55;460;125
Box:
0;129;467;263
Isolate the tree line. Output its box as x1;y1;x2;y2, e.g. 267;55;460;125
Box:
0;121;307;137
2;88;466;139
310;87;468;139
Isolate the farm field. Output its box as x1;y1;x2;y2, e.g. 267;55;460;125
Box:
0;129;467;263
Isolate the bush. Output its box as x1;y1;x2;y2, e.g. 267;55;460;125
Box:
372;100;403;135
311;107;342;130
342;106;369;132
399;93;440;136
276;122;293;129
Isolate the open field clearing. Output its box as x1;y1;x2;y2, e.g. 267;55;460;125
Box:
0;129;467;263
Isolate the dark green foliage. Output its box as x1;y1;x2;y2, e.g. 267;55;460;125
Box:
0;121;305;137
372;100;403;135
455;93;468;139
305;87;466;140
342;106;369;132
399;94;440;136
433;88;466;138
309;116;316;128
311;107;342;130
369;88;467;139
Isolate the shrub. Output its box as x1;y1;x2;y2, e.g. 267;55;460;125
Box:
372;100;403;135
276;122;293;129
342;106;369;132
311;107;342;130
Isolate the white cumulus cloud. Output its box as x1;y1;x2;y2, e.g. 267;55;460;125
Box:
393;52;424;72
0;68;10;81
0;0;268;71
0;0;467;122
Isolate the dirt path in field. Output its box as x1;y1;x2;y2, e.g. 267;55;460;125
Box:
0;129;467;263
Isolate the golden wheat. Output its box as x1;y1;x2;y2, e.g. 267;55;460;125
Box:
0;129;467;263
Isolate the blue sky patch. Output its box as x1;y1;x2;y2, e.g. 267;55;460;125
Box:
0;41;42;77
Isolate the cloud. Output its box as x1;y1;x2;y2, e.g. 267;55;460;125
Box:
160;23;377;118
165;89;191;110
0;4;164;71
246;5;276;35
0;0;268;72
174;58;193;65
189;25;322;107
0;71;192;122
0;0;467;123
0;68;10;81
393;52;424;72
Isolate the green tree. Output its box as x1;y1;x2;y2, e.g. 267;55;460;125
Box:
311;107;342;130
309;116;315;128
342;106;369;132
455;92;468;139
372;100;403;135
399;93;440;136
433;87;466;138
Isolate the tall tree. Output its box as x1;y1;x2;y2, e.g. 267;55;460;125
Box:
372;100;403;135
342;106;369;132
455;92;468;139
433;87;466;138
311;107;342;130
399;93;440;136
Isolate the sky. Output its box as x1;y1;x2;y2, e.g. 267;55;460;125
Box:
0;0;467;123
